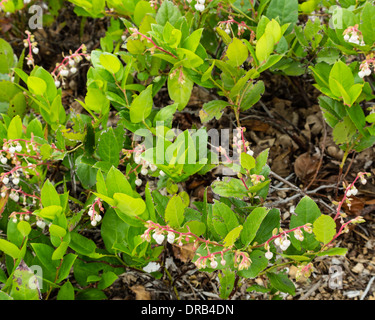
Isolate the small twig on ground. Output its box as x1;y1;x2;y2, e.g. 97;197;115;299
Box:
360;276;375;300
299;279;324;300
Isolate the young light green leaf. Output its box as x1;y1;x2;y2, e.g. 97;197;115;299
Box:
313;214;336;244
130;84;153;123
241;207;269;247
7;115;22;140
212;201;239;239
165;195;184;228
41;180;61;207
240;152;256;171
226;38;248;67
113;193;146;217
27;76;46;96
223;225;243;247
17;221;31;238
0;239;21;259
99;53;122;74
167;68;193;111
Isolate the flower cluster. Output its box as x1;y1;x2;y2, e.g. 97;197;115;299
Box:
295;263;314;281
0;136;62;228
218;17;253;38
23;31;39;67
141;221;187;246
250;174;265;185
264;224;312;260
234;251;251;271
140;220;253;271
337;172;371;211
343;25;365;46
130;144;158;186
194;0;206;12
358;56;374;79
88;198;104;226
52;44;90;88
149;0;159;10
233;127;254;157
195;251;227;269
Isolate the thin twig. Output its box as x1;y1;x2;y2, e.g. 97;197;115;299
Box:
298;279;324;300
360;276;375;300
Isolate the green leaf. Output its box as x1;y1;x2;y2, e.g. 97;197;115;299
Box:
267;271;295;296
199;100;230;123
184;220;206;236
223;225;243;247
0;291;13;300
27;77;47;96
52;241;69;260
218;269;236;300
240;152;256;171
49;224;67;239
329;61;354;98
212;201;239;239
0;38;14;73
105;166;132;197
240;81;265;111
226;38;248;67
99;53;122;74
256;32;275;62
69;232;96;256
7;115;22;140
313;215;336;245
155;0;181;26
289;196;321;250
182;28;203;52
57;281;75;300
241;207;269;247
360;2;375;45
266;0;299;26
17;221;31;238
31;243;59;271
0;239;21;259
57;253;77;283
238;250;268;279
130;84;153;123
266;19;282;43
167;68;193;111
211;178;248;198
317;247;348;256
97;271;118;290
101;208;130;253
85;87;109;113
165;195;185;228
153;103;178;127
97;127;121;166
113;193;146;217
41;179;61;207
9;260;40;300
134;1;155;26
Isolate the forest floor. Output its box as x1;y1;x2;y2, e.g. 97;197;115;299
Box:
1;4;374;301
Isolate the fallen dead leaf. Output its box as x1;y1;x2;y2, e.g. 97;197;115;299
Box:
294;152;320;182
242;119;270;132
172;242;196;263
340;196;365;217
130;285;151;300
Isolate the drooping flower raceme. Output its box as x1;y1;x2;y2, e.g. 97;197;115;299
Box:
343;25;365;46
358;56;375;79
